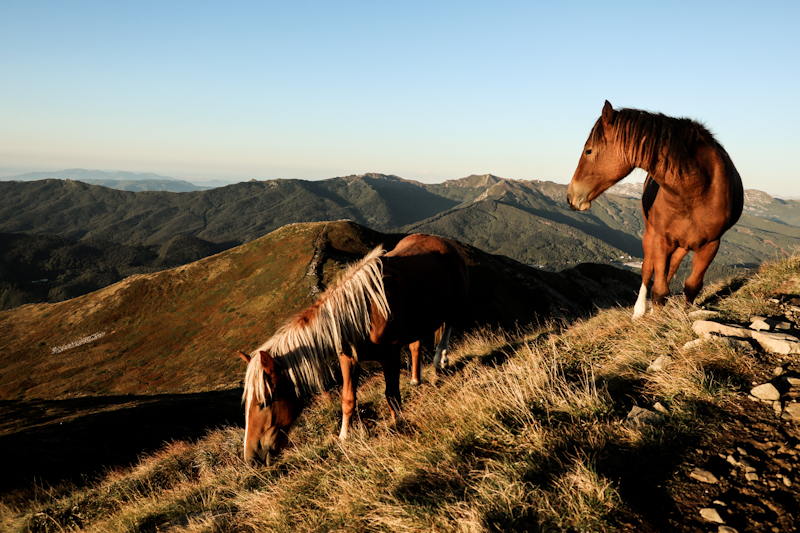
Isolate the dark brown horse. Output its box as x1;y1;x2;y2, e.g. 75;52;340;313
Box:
567;101;743;318
240;233;469;465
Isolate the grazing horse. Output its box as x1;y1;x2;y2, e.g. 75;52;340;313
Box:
240;233;469;465
567;101;743;318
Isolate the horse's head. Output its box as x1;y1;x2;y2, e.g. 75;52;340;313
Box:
240;350;300;466
567;100;635;211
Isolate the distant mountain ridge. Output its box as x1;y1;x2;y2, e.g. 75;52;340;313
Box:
1;172;798;264
1;172;799;310
1;169;212;192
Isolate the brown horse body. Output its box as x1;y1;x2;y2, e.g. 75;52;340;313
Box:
567;101;743;318
241;233;468;465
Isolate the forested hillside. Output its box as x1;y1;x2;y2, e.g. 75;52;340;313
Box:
1;173;798;309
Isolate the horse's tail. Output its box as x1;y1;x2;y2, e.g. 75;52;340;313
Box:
433;323;446;347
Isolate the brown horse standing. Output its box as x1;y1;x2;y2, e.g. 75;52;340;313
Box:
240;233;469;465
567;101;743;318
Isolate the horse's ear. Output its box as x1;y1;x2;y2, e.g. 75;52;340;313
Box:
259;350;276;375
238;350;251;364
602;100;614;125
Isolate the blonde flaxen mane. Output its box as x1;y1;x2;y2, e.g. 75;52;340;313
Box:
243;246;391;405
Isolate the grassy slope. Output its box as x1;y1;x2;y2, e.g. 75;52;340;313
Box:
4;254;798;532
0;220;640;401
0;222;319;399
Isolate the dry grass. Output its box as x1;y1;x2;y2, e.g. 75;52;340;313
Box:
3;258;792;532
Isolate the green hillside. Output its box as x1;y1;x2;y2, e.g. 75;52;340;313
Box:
402;200;631;269
0;174;455;247
2;173;800;309
0;233;224;310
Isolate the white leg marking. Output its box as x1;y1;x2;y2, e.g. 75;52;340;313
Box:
434;327;452;369
339;414;349;440
633;283;647;319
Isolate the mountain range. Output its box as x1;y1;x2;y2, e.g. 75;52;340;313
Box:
1;169;214;192
2;171;800;310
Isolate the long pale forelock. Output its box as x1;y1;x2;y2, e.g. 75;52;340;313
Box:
242;246;390;401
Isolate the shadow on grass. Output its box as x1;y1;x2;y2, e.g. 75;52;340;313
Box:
0;389;243;494
696;276;749;309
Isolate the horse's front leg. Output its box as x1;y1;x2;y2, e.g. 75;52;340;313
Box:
338;348;359;440
381;347;402;426
634;228;655;319
409;340;421;386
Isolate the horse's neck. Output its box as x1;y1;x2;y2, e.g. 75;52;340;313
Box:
639;142;736;208
634;143;708;199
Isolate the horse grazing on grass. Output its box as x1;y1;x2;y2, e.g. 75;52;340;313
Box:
567;101;743;318
240;233;469;465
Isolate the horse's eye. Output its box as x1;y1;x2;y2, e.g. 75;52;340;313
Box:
585;149;592;155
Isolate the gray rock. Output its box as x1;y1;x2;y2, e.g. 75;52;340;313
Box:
749;316;792;331
700;508;725;523
751;318;772;331
682;337;709;351
692;320;752;338
647;355;671;372
750;330;800;354
689;468;719;484
782;402;800;421
625;405;664;427
750;383;781;401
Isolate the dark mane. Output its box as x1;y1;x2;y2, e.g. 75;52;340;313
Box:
590;107;718;177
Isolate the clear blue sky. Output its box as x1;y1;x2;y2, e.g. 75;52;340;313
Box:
1;1;798;194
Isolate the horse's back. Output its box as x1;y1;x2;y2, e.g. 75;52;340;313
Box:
375;234;468;345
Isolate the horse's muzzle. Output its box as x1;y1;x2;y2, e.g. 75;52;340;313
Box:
567;191;591;212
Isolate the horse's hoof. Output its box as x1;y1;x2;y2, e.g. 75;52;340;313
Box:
410;379;420;386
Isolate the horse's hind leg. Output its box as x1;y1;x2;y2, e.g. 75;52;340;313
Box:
409;340;421;386
432;324;452;370
684;240;720;305
338;347;360;440
381;348;402;425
